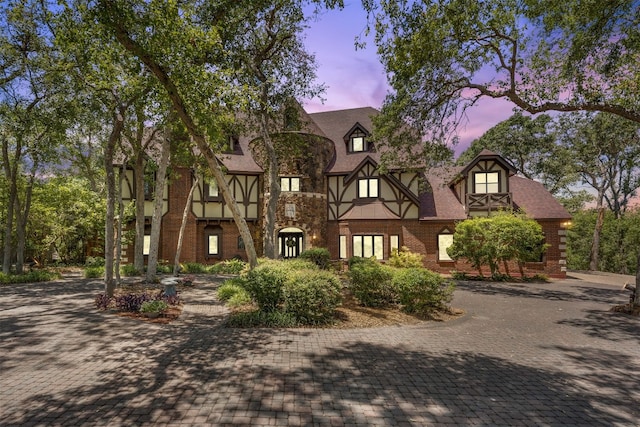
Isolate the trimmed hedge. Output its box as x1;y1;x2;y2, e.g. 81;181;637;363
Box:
299;247;331;270
393;268;454;313
347;257;396;307
283;269;342;324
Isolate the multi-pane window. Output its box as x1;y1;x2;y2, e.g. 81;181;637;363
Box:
352;235;384;260
474;172;499;194
281;177;300;192
358;178;378;198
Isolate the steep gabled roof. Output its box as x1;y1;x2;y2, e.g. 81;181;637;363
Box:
309;107;381;174
420;166;467;221
451;149;518;186
511;176;572;220
421;165;571;221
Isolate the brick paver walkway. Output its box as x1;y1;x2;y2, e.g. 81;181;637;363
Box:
0;272;638;426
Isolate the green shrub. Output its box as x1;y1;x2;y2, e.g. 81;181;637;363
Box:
181;262;207;273
0;270;61;284
226;310;299;328
140;299;168;313
243;261;290;312
393;268;454;314
299;247;331;269
283;269;342;324
85;256;105;267
217;279;248;302
347;256;378;269
282;258;318;271
120;264;140;277
156;264;173;274
209;259;247;275
84;266;104;279
388;246;424;268
227;290;253;307
348;258;396;307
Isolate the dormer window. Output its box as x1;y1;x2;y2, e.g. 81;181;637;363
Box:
349;132;368;152
474;172;499;194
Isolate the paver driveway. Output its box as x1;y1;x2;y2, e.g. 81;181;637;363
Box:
0;272;638;426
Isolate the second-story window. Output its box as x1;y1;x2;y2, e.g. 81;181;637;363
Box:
358;178;378;198
474;172;499;194
204;179;220;201
281;177;300;192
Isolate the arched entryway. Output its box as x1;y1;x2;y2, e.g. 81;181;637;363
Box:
278;227;304;259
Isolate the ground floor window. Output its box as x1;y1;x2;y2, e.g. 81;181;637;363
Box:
390;235;399;253
208;235;219;255
353;235;384;260
143;235;151;256
205;225;222;257
339;235;347;259
438;230;453;261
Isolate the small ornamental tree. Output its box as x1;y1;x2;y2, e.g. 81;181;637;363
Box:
447;217;498;277
490;211;549;277
448;211;548;278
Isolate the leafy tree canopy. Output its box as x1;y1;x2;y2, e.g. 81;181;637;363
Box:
458;111;578;196
364;0;640;150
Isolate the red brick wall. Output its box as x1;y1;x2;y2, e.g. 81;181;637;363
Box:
327;219;567;278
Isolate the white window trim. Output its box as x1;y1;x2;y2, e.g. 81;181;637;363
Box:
358;178;379;198
352;235;384;260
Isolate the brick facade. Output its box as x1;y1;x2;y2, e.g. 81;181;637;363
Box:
122;107;570;279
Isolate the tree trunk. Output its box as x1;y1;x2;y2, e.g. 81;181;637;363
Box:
173;173;199;276
635;249;640;306
2;184;16;275
14;171;35;275
115;165;124;284
108;25;259;269
133;156;146;274
2;137;20;275
104;110;124;297
260;113;280;259
589;204;605;271
145;134;170;283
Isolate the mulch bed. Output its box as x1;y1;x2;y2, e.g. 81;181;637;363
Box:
116;305;183;324
103;281;464;327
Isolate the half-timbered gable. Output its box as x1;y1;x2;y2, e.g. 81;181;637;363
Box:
450;149;517;216
120;168;169;217
191;173;260;220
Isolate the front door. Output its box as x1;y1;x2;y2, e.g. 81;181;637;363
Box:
279;231;303;259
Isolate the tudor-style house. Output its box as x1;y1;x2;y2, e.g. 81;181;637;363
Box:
120;106;571;278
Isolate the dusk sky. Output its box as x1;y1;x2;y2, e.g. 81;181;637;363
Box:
302;2;517;155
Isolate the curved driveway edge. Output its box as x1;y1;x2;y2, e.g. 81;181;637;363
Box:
0;273;638;426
